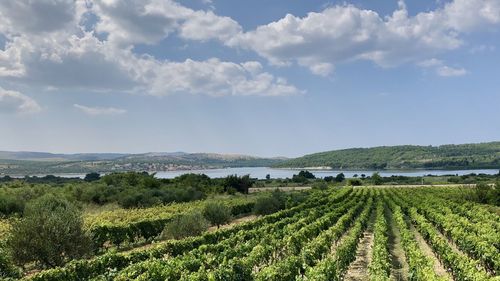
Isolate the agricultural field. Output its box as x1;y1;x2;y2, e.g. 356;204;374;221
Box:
3;186;495;281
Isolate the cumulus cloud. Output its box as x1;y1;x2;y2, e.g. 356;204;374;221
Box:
91;0;241;46
0;0;497;98
0;87;41;114
0;0;297;97
149;59;301;96
418;58;467;77
179;10;242;42
74;104;126;115
0;0;78;35
228;0;500;75
91;0;190;46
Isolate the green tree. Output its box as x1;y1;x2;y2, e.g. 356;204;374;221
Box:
347;178;363;186
7;194;92;268
372;172;383;185
224;175;253;194
335;173;345;182
298;170;315;179
161;212;209;240
253;190;286;215
84;172;101;182
475;183;491;203
202;201;232;228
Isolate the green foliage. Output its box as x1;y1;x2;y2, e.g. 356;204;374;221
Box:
371;172;383;185
160;212;209;240
312;181;328;190
84;172;101;182
346;178;363;186
224;174;253;194
23;187;498;281
253;190;287;216
274;142;500;169
7;194;92;268
0;241;20;279
368;200;390;281
202;201;232;228
292;170;315;183
335;173;345;182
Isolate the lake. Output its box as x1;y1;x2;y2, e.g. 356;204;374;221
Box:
37;167;499;179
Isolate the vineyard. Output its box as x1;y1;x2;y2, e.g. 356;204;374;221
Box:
12;186;496;281
84;196;256;248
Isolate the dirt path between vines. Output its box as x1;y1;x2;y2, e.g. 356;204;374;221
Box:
343;210;376;281
409;223;452;280
386;208;409;281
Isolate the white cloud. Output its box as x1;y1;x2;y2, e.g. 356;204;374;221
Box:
228;0;500;75
417;58;444;68
179;10;242;42
0;0;78;35
147;59;302;96
91;0;241;46
0;0;496;98
0;87;41;114
417;58;467;77
0;0;297;97
74;104;126;115
91;0;191;46
436;65;467;77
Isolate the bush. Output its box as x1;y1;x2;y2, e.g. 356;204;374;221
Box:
286;191;309;208
312;182;328;190
161;212;209;240
347;178;363;186
202;201;232;228
0;242;20;278
224;175;253;194
253;190;286;216
474;182;499;205
335;173;345;182
7;194;92;268
371;172;383;185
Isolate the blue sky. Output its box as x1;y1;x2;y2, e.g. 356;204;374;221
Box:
0;0;499;157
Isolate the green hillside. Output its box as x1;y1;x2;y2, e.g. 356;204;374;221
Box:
273;142;500;170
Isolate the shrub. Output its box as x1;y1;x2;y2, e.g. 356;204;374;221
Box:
0;242;20;278
7;194;92;268
161;212;209;240
202;201;232;228
312;182;328;190
253;190;286;216
371;172;383;185
347;178;363;186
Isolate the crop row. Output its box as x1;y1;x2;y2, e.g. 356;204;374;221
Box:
26;188;354;281
394;189;499;273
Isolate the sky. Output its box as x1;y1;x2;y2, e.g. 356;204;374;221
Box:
0;0;499;157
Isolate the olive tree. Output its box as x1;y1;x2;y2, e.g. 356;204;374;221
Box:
202;201;232;228
161;212;209;240
7;194;92;268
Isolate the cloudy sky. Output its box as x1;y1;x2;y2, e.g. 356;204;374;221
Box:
0;0;499;157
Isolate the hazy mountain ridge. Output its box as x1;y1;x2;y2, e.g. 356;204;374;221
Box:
1;141;499;175
0;151;287;175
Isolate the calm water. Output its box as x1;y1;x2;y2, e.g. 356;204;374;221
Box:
36;167;499;179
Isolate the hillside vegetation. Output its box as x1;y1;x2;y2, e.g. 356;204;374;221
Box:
274;142;500;170
0;152;284;174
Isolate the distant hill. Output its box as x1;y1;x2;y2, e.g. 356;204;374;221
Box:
273;142;500;170
0;151;286;175
0;151;128;161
